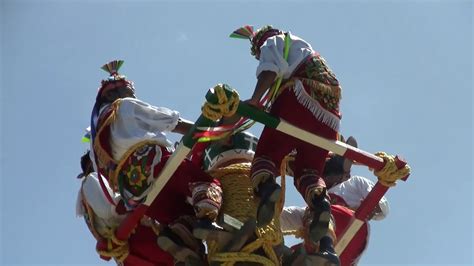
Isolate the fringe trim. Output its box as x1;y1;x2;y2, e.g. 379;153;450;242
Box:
292;79;341;131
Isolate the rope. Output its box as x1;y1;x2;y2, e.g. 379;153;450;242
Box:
96;228;130;262
201;84;240;122
210;252;276;265
81;182;129;262
206;163;283;265
373;152;411;187
278;155;294;213
278;155;306;239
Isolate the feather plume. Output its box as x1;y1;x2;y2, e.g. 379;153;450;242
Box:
101;60;124;75
229;25;255;40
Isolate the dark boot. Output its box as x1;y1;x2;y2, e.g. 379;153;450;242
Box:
307;236;340;266
306;252;340;266
256;178;281;227
157;227;204;265
281;244;304;266
309;197;331;244
192;218;222;240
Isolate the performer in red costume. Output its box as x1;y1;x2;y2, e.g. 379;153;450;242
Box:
89;60;223;264
230;25;342;261
280;137;389;266
76;151;175;266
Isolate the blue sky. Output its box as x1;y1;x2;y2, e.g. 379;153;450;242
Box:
1;0;472;265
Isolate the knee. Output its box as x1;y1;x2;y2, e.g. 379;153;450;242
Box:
250;156;278;190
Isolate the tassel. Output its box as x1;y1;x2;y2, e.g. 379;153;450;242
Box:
292;80;340;131
229;25;255;40
101;60;124;75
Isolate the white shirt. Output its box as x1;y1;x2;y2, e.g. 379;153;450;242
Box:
328;176;389;221
76;173;123;228
281;176;389;231
105;97;180;161
280;206;305;232
256;32;313;79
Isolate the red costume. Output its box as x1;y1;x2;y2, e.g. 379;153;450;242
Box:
231;25;341;210
87;60;223;264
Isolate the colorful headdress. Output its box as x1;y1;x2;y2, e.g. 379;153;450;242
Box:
96;60;135;101
230;25;282;58
91;60;134;143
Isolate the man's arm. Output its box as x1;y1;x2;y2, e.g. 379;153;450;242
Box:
172;117;194;135
221;70;277;125
246;71;277;107
352;176;390;220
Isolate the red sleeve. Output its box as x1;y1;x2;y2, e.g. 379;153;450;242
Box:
159;155;221;197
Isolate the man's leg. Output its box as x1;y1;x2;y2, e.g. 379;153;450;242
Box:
251;127;293;227
293;113;338;242
157;216;206;265
294;168;332;243
302;208;340;266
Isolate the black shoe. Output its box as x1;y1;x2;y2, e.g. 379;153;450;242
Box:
157;228;202;263
220;218;256;252
281;244;303;266
256;179;281;227
309;197;331;244
306;251;340;266
184;256;206;266
193;218;223;240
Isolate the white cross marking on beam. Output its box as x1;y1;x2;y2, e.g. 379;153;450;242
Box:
244;135;258;150
204;148;213;163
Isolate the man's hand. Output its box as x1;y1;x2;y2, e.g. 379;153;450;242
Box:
173;117;194;135
245;70;278;110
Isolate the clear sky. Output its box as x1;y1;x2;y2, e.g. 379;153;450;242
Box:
1;0;472;265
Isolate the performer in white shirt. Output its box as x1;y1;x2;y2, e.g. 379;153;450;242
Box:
280;137;389;266
76;151;175;266
328;175;389;221
88;60;223;264
230;26;342;260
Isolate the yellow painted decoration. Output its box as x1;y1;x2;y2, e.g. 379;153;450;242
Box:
201;85;240;122
373;152;411;187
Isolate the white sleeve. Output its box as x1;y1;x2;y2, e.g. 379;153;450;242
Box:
76;190;85;217
118;98;180;133
256;33;313;79
256;35;289;78
280;206;305;232
373;196;390;221
352;176;390;220
81;173;120;220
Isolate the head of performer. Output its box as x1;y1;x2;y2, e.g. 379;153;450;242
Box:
202;131;259;171
323;136;357;188
95;60;136;107
77;150;93;179
230;25;283;60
